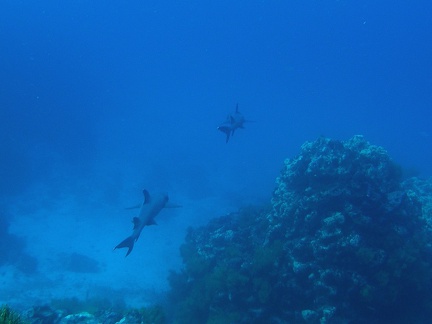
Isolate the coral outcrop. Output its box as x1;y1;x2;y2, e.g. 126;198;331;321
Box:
168;136;432;323
0;305;23;324
22;302;165;324
0;212;38;274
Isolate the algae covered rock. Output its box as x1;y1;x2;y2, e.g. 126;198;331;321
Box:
0;305;24;324
168;136;432;323
272;135;402;224
59;312;98;324
268;136;431;322
402;176;432;228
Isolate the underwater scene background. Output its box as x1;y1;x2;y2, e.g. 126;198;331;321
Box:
1;1;432;323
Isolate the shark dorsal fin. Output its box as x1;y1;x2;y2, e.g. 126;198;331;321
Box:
143;189;151;204
132;217;140;229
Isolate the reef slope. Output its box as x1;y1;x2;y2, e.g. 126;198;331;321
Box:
168;136;432;323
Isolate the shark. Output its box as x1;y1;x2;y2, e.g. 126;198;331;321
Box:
114;189;169;257
217;103;247;143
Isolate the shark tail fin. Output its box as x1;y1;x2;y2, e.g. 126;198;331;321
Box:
114;236;135;257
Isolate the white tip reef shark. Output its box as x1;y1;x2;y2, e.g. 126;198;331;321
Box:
217;103;247;143
114;189;179;257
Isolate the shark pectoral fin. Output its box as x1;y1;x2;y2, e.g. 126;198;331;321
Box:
114;236;135;257
132;217;141;229
125;203;141;210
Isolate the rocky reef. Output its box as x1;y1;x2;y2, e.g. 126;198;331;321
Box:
168;136;432;323
5;302;166;324
0;211;38;274
0;305;23;324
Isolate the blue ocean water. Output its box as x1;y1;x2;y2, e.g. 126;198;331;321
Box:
1;0;431;319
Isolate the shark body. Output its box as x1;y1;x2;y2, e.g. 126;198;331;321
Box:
114;189;169;256
217;104;246;143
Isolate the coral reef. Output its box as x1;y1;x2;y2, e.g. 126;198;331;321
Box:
168;136;432;323
50;297;117;316
22;302;165;324
402;176;432;229
123;306;166;324
26;305;63;323
0;305;24;324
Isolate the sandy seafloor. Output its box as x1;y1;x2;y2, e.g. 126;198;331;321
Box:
0;185;237;311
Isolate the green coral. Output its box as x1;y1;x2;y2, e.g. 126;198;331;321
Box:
126;306;166;324
356;247;379;265
205;265;248;294
253;277;272;303
0;305;24;324
359;284;374;302
207;312;241;324
374;271;390;287
168;137;432;323
169;212;283;323
251;240;283;275
170;265;248;323
180;243;212;277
